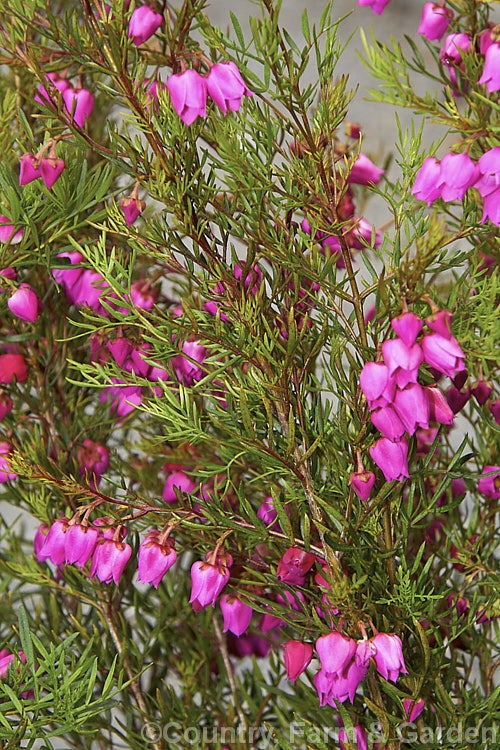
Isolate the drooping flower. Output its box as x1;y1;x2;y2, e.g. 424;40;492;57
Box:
357;0;391;15
90;538;132;584
189;559;230;608
475;147;500;198
391;312;423;347
418;3;454;42
0;353;28;383
276;548;316;585
382;338;423;388
162;470;196;504
347;153;384;185
421;332;466;378
206;61;253;115
393;383;430;434
369;437;410;483
40;154;65;189
19;153;41;186
411;157;442;206
371;632;408;682
315;632;357;676
128;5;163;46
37;518;69;565
7;284;40;323
349;469;376;502
166;70;208;126
64;523;100;567
62;86;95;128
137;532;177;588
437;153;479;202
77;439;109;489
284;640;313;682
478;42;500;93
220;594;253;636
359;362;396;409
425;385;455;425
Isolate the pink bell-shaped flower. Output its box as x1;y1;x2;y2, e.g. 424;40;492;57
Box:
34;72;70;106
37;518;70;565
315;632;356;676
488;399;500;426
7;284;40;323
206;61;253;115
417;3;454;42
371;405;406;440
391;312;423;347
371;632;408;682
382;338;423;388
19;153;42;185
359;362;396;409
220;594;253;636
475;147;500;197
120;195;146;225
0;353;28;383
189;559;230;608
62;87;95;128
349;469;375;502
426;308;453;338
393;383;430;434
357;0;391;16
421;332;465;378
347;153;384;185
64;523;100;567
411;157;442;206
425;385;455;425
284;640;313;682
137;532;177;588
128;5;163;46
479;42;500;93
369;437;409;482
440;33;472;67
0;441;17;482
437;152;479;202
40;155;65;189
166;69;208;126
90;538;132;584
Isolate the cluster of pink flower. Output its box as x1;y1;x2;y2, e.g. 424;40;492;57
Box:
412;147;500;226
284;630;408;706
359;307;465;485
35;71;95;128
35;516;177;587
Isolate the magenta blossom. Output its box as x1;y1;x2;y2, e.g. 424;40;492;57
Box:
421;332;465;378
189;560;230;608
369;437;410;483
167;70;208;126
418;3;454;42
128;5;163;46
412;157;442;206
371;632;408;682
0;352;28;383
437;152;479;202
220;594;253;636
391;311;423;347
478;42;500;93
316;632;356;676
349;470;376;502
347;153;384;185
40;155;65;189
37;518;69;565
90;538;132;584
357;0;391;15
7;284;40;323
206;62;253;115
62;87;94;128
137;532;177;588
339;726;368;750
19;153;41;185
64;523;100;567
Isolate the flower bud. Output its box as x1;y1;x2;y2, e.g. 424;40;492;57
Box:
7;284;40;323
128;5;163;46
220;594;253;636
